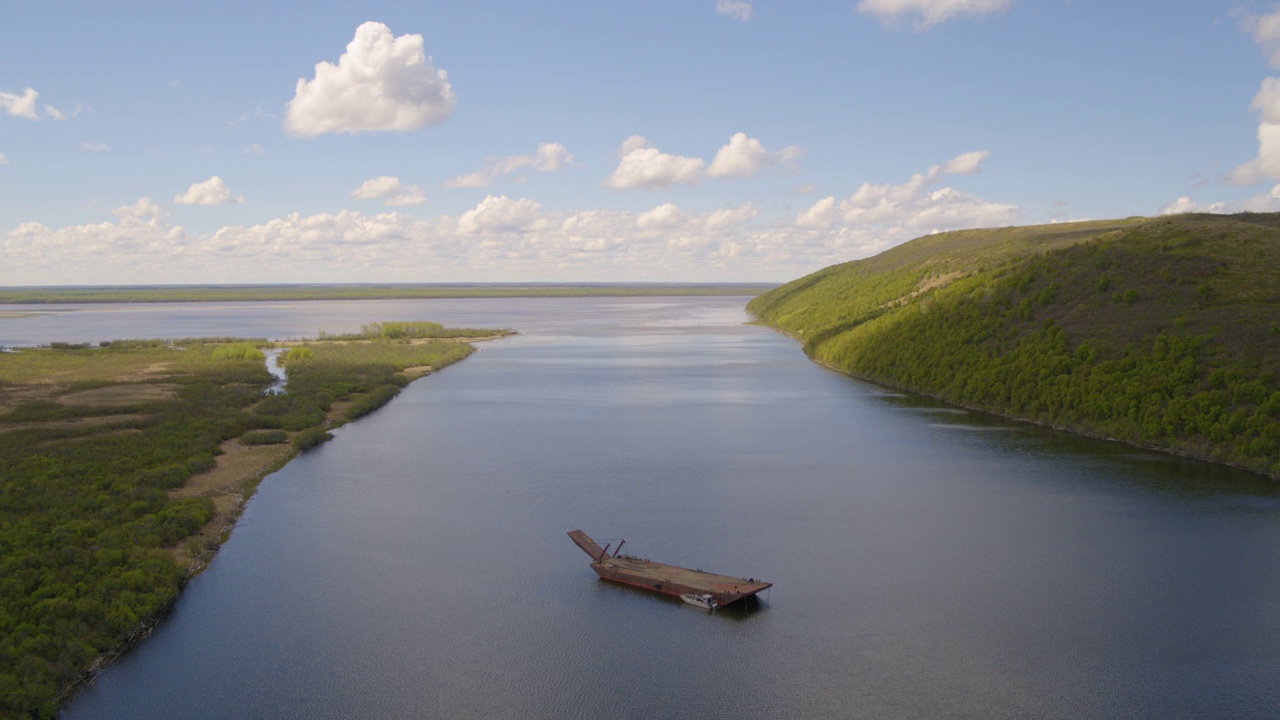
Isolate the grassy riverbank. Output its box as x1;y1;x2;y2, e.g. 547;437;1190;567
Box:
749;213;1280;478
0;323;509;717
0;283;773;305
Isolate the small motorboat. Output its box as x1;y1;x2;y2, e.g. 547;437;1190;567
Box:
680;593;717;610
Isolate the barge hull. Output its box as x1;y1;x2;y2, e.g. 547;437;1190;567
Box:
568;530;771;606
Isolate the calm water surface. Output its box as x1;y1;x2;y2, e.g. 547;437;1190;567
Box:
8;298;1277;719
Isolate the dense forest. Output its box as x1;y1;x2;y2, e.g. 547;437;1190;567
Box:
0;323;506;717
749;213;1280;479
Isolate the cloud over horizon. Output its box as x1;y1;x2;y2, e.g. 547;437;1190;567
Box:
1159;184;1280;216
796;151;1017;234
706;133;802;179
174;177;244;206
351;176;426;206
604;133;800;189
603;136;706;190
445;143;574;188
5;154;1024;287
111;197;164;220
3;202;774;285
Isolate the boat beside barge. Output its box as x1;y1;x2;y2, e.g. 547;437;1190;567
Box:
568;530;771;607
680;593;718;610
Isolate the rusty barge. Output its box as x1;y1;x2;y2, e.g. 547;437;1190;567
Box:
568;530;771;607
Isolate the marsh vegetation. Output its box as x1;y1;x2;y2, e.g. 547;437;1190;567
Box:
0;322;507;717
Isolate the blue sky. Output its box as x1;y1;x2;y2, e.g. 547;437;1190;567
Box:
1;0;1275;284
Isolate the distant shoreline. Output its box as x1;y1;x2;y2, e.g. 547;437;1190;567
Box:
0;283;775;305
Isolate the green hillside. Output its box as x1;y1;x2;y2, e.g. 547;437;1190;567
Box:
749;214;1280;478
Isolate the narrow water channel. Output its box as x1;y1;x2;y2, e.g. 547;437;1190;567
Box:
17;296;1276;719
261;347;287;395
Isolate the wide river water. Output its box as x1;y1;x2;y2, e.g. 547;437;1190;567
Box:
4;298;1279;719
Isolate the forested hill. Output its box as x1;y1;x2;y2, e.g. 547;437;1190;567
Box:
748;213;1280;478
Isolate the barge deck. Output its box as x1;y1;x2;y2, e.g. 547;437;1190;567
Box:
568;529;771;606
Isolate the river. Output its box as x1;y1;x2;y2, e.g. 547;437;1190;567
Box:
4;297;1278;718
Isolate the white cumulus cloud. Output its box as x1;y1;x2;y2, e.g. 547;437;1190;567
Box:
81;142;109;152
941;150;988;175
856;0;1013;30
797;151;1016;235
351;176;406;200
1236;6;1280;69
1159;185;1280;216
1223;12;1280;186
715;0;754;22
904;187;1019;230
1;88;40;119
351;176;426;206
706;132;802;179
1158;196;1215;215
111;197;164;220
174;176;244;206
603;136;706;190
445;143;574;188
1228;121;1280;185
605;133;800;188
384;189;426;207
705;204;759;232
3;216;187;285
637;203;687;230
797;196;839;229
4;150;1017;285
284;21;456;138
4;193;1007;285
0;87;73;120
0;152;7;165
457;195;544;234
1251;76;1280;124
1227;78;1280;185
531;142;573;172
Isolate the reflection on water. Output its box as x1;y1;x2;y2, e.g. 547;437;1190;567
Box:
878;392;1280;502
35;296;1280;720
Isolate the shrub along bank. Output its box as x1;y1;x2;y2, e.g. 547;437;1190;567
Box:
749;214;1280;478
0;323;506;717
